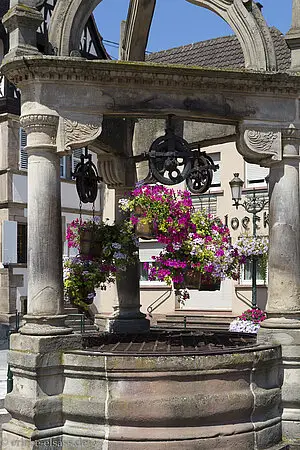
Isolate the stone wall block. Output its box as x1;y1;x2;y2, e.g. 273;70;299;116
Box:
60;346;283;449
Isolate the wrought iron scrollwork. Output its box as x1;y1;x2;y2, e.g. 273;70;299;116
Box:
72;148;101;203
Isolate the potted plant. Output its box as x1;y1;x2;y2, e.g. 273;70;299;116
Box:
119;185;193;243
147;209;241;301
63;256;115;310
229;308;267;334
233;235;269;282
65;218;139;307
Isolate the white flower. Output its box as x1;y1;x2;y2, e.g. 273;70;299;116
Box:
118;198;129;210
112;242;121;250
229;319;260;334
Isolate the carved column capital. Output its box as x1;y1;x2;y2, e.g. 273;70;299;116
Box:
237;122;282;167
20;113;59;148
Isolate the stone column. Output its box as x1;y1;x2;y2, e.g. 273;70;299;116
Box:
258;129;300;443
19;113;71;335
96;156;149;333
111;187;149;333
237;121;300;444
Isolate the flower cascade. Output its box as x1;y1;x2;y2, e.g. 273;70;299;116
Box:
147;210;241;288
233;235;269;261
119;185;193;244
63;256;115;310
229;307;267;334
64;218;138;308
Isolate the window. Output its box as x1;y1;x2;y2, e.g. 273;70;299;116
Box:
60;156;67;178
241;257;267;285
19;134;84;178
245;162;269;188
208;152;221;187
19;128;28;170
72;149;83;174
192;194;217;217
140;262;152;282
139;241;166;285
17;223;27;263
139;261;167;285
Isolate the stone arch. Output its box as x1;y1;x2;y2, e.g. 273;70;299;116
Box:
49;0;277;70
186;0;277;70
48;0;156;61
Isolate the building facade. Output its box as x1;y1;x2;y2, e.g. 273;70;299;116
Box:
0;0;106;325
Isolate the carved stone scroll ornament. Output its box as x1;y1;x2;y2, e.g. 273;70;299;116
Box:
98;156;126;189
237;124;282;166
57;115;103;154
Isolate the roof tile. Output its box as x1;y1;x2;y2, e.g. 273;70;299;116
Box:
146;27;291;72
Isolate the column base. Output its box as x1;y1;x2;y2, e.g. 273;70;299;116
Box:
258;318;300;445
95;314;150;333
20;315;73;336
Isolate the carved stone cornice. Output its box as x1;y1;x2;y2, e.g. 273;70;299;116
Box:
20;114;59;145
237;122;282;166
1;56;299;97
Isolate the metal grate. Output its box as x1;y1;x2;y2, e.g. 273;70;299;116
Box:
82;330;257;356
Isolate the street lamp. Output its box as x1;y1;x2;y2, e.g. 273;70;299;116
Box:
229;173;268;308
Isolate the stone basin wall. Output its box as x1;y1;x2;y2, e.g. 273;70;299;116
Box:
61;345;284;450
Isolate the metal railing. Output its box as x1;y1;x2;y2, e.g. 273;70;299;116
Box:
146;291;172;317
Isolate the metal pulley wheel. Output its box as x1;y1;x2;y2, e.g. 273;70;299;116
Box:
73;151;101;203
186;154;214;194
149;130;192;185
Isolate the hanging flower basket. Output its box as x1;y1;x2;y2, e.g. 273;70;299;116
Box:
177;271;221;291
199;274;221;292
184;270;201;290
80;230;103;258
134;206;155;239
135;220;155;240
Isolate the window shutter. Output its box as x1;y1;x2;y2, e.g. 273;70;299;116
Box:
192;195;217;217
2;221;17;264
72;148;83;174
19;128;28;170
209;152;221;187
60;156;66;178
245;162;269;187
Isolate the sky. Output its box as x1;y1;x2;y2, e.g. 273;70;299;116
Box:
94;0;293;60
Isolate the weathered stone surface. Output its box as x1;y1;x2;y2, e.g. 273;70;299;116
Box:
259;322;300;444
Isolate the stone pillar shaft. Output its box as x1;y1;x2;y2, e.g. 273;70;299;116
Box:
267;151;300;315
27;149;63;315
111;187;149;332
19;114;71;335
258;131;300;443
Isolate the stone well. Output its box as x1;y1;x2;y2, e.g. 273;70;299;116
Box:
55;331;284;450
